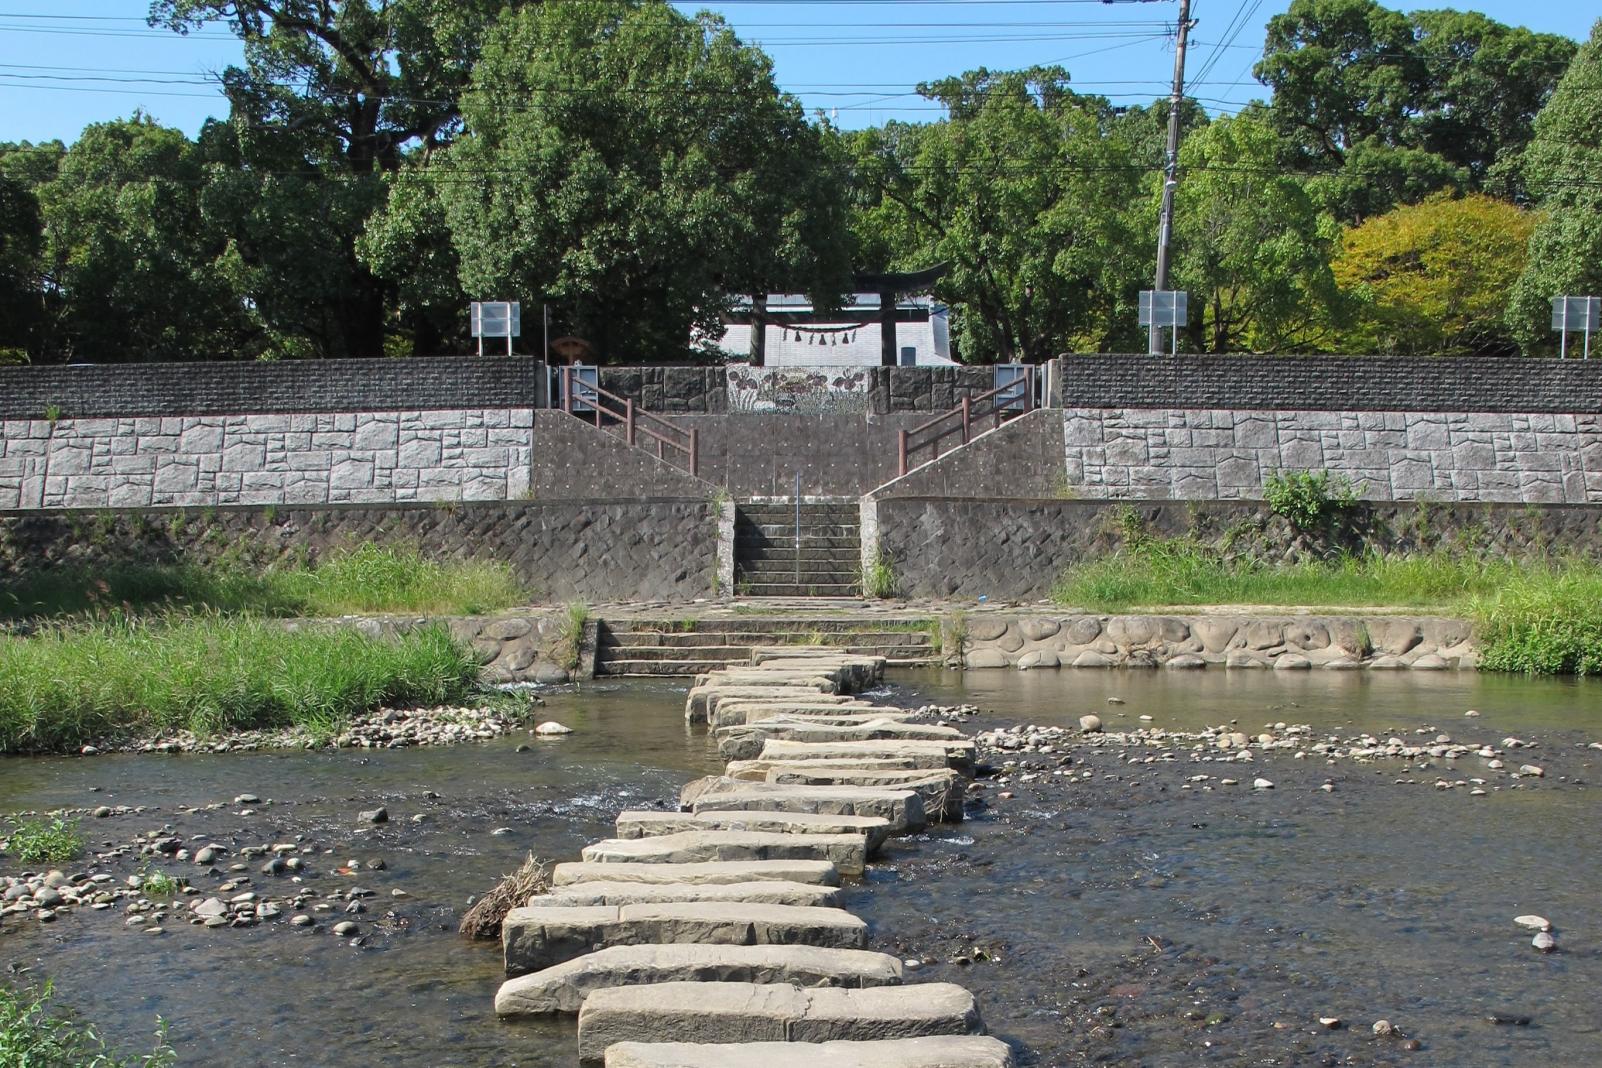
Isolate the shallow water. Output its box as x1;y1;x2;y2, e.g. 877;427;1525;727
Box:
2;671;1601;1067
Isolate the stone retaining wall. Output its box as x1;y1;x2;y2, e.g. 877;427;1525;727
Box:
1063;408;1602;503
1;409;534;509
959;613;1475;671
328;610;592;685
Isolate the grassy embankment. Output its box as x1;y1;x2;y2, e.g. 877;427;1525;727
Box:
1051;539;1602;676
0;545;525;753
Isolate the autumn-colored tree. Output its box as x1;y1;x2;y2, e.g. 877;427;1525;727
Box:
1334;193;1534;356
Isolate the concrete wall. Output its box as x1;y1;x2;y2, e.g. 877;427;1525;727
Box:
667;413;924;497
1;499;720;604
1063;408;1602;503
0;409;534;510
870;409;1066;500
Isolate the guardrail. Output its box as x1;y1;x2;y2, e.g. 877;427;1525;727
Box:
559;365;699;477
896;376;1033;477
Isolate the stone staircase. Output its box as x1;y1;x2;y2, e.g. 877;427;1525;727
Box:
595;618;937;676
735;500;861;598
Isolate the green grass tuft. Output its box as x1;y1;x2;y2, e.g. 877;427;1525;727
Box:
0;543;527;623
3;817;85;864
0;981;174;1067
1472;568;1602;677
0;617;480;753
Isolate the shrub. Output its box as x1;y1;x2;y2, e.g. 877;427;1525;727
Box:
0;981;174;1067
3;817;85;864
1264;470;1357;531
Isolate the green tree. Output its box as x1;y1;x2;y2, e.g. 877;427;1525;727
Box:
150;0;511;357
427;0;851;361
1171;113;1338;353
0;168;43;360
34;117;255;362
848;68;1146;361
1334;193;1534;356
1507;20;1602;354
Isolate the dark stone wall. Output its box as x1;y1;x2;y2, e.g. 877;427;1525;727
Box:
663;413;925;497
0;358;547;419
872;409;1066;500
875;497;1602;601
0;499;719;604
530;412;715;499
1057;355;1602;413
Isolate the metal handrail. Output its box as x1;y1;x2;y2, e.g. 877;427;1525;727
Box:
897;375;1033;477
560;366;699;477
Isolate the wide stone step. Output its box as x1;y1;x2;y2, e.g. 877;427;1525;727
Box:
604;630;928;650
687;687;856;724
578;981;984;1061
493;944;905;1016
687;783;927;835
600;659;750;677
738;584;863;598
503;901;868;975
551;860;840;888
581;830;869;876
528;880;842;910
606;646;756;662
614;810;893;853
711;705;920;729
763;767;967;823
716;721;969;762
737;536;862;551
759;739;977;773
734;547;865;563
736;564;861;581
610;618;919;635
604;1036;1016;1068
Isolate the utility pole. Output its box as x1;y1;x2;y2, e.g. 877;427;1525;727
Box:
1149;0;1194;355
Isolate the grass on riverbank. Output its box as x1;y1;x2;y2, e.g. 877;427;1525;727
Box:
0;981;174;1067
1051;539;1602;676
0;543;527;622
0;618;480;753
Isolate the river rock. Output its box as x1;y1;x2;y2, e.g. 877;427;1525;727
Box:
1078;715;1103;734
1514;915;1552;931
359;807;389;824
333;921;359;937
1532;931;1557;952
1252;778;1274;790
535;721;574;736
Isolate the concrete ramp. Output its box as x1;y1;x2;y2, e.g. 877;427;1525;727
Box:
494;943;903;1016
578;981;982;1061
615;810;893;852
688;784;927;835
581;830;869;876
552;860;840;888
604;1036;1016;1068
529;880;842;909
503;902;868;975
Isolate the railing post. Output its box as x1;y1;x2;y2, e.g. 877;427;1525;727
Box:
625;399;636;447
561;366;571;413
688;428;699;478
1024;373;1034;414
897;430;908;477
961;397;971;445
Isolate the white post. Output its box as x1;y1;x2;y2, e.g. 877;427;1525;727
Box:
1561;299;1569;360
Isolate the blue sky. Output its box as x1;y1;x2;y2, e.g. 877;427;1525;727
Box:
0;1;1596;144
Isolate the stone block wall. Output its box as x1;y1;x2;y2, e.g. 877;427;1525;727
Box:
1;409;534;510
1;499;720;603
1063;409;1602;503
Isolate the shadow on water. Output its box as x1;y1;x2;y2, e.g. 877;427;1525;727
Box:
2;671;1601;1066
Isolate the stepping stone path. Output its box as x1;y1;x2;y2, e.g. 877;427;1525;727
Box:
493;652;1012;1067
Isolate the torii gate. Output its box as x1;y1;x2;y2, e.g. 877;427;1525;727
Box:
747;264;949;367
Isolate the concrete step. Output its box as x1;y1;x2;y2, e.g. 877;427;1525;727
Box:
581;830;870;876
709;704;918;729
604;646;755;662
738;584;863;598
737;535;862;551
716;721;970;762
736;563;862;579
608;618;916;636
493;943;905;1016
551;860;840;888
733;547;864;562
578;981;984;1061
600;659;752;677
615;810;893;853
503;901;869;975
601;630;931;650
758;739;977;773
604;1036;1016;1068
687;782;927;835
528;880;842;910
686;687;856;724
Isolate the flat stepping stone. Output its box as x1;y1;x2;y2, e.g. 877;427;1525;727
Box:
688;687;851;725
494;943;904;1016
766;768;966;823
581;830;869;876
723;758;926;780
578;981;982;1061
529;880;842;909
711;703;906;728
689;784;927;835
604;1035;1016;1068
759;740;976;772
551;860;840;888
717;721;968;762
616;810;893;852
503;902;868;975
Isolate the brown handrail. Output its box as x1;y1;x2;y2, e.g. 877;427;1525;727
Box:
897;373;1033;477
560;366;699;477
